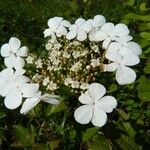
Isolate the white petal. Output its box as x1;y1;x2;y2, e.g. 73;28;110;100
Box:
89;83;106;102
19;83;39;97
115;35;132;43
89;29;96;41
107;42;120;52
97;96;117;113
77;30;87;41
113;23;129;37
0;80;16;97
1;44;11;57
17;46;28;57
105;50;121;62
101;23;114;34
9;37;21;53
95;30;106;41
122;53;140;66
14;57;25;69
14;69;26;76
79;92;93;104
20;97;40;115
15;75;31;86
127;42;142;55
74;105;93;124
0;68;14;80
41;94;59;104
4;54;16;68
75;18;86;26
56;26;67;37
42;98;60;105
103;63;118;72
116;66;136;85
81;22;92;33
0;77;5;90
66;30;77;40
60;20;71;27
69;24;77;30
43;28;54;37
94;15;106;27
91;105;107;127
48;17;62;31
4;88;22;109
102;38;111;49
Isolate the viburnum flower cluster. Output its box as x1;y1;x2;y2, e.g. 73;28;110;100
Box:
0;15;142;127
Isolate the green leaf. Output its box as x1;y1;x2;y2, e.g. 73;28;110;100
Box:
82;127;99;142
139;23;150;31
88;134;111;150
137;76;150;101
49;140;59;150
139;3;147;12
116;123;142;150
47;101;67;116
14;125;35;147
140;32;150;41
125;0;135;6
144;63;150;74
118;109;130;120
122;13;150;24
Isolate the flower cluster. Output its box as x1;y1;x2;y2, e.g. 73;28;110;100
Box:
0;15;142;127
0;37;60;114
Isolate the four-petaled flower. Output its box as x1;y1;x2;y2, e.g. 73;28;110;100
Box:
43;17;71;38
0;68;39;109
0;37;28;69
104;48;140;85
87;15;106;41
74;83;117;127
66;18;92;41
95;23;129;48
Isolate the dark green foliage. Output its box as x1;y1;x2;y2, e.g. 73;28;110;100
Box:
0;0;150;149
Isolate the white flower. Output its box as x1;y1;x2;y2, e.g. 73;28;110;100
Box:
70;62;82;72
66;18;92;41
47;81;58;91
64;77;73;86
20;92;60;115
35;59;43;68
0;37;28;69
26;55;34;64
80;83;89;90
0;68;39;109
91;58;100;68
74;83;117;127
104;49;140;85
88;15;106;41
95;23;129;48
62;51;71;58
71;81;80;89
43;77;50;86
43;17;71;38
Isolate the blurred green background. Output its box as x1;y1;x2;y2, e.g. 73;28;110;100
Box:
0;0;150;149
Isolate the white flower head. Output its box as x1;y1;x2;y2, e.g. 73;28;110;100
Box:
20;92;60;115
43;17;71;38
0;37;28;69
66;18;92;41
0;68;39;109
74;83;117;127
